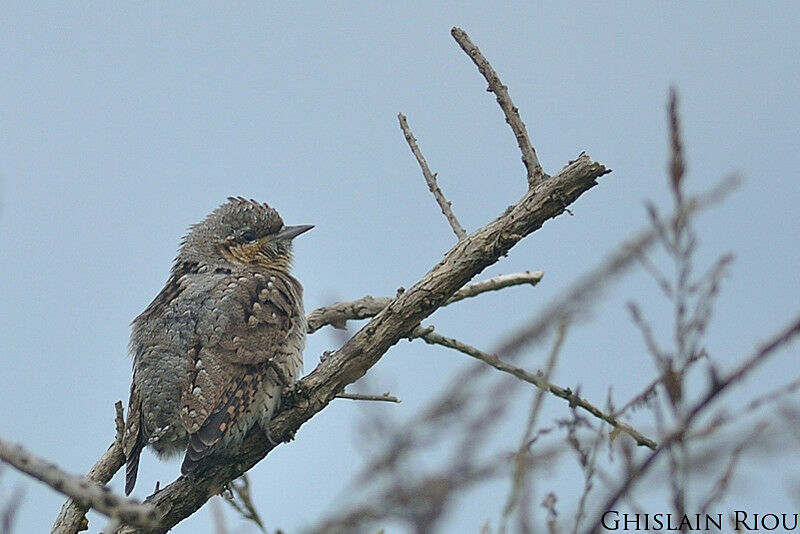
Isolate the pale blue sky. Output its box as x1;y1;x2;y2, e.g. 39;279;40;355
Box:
1;3;798;533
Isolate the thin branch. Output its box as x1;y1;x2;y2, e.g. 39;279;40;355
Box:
698;422;768;515
336;392;401;403
0;475;23;534
615;348;705;417
448;271;544;303
502;321;568;528
306;270;543;334
0;436;158;529
582;313;800;534
627;302;668;361
52;402;128;534
451;27;545;187
398;113;467;240
413;326;656;449
210;499;229;534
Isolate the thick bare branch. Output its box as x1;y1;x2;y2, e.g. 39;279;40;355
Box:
451;27;545;187
0;436;157;530
398;113;467;240
116;153;609;534
306;270;543;333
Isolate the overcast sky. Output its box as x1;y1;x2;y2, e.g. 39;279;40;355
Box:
1;3;798;533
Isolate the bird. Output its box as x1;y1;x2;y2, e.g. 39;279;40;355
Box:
122;197;312;495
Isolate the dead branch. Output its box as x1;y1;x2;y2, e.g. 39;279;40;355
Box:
306;270;543;334
0;435;157;530
51;403;128;533
398;113;467;240
582;313;800;534
413;326;656;449
451;27;545;187
336;392;401;403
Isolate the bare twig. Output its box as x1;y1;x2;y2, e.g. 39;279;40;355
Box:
699;422;768;515
448;271;544;303
0;436;158;530
451;27;545;187
398;113;467;240
336;392;401;403
52;402;128;534
413;326;656;449
583;313;800;534
306;271;543;334
502;321;568;529
541;493;558;534
570;409;606;534
627;303;668;362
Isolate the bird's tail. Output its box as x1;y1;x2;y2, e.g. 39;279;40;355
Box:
125;441;143;496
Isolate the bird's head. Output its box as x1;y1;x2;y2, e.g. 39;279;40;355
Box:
177;197;313;272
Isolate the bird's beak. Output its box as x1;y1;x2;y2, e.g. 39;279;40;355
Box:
277;224;314;241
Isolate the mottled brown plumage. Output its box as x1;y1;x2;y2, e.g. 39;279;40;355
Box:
123;198;311;495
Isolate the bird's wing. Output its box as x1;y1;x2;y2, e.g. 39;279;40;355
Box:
181;362;273;474
179;271;302;472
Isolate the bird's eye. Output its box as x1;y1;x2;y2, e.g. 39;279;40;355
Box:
241;230;257;242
